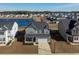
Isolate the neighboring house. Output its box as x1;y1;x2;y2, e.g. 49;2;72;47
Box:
0;19;33;45
0;21;18;46
24;21;50;44
46;16;59;24
59;18;79;45
46;16;59;30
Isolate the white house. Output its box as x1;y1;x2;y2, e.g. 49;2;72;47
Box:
0;21;18;46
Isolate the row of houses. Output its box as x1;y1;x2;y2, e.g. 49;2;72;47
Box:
0;19;50;46
0;11;79;18
0;17;79;46
0;14;29;18
45;13;79;45
0;19;31;46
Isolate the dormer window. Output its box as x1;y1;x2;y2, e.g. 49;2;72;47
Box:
44;29;49;34
72;30;78;35
39;30;42;34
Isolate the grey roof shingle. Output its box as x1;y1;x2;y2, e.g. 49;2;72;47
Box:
0;22;14;30
25;21;50;38
28;21;48;30
0;22;14;35
60;18;79;35
60;19;71;31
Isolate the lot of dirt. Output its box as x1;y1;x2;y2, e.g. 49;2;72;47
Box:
50;31;79;53
48;23;58;30
0;40;38;54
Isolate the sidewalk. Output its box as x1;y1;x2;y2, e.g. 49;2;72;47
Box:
38;39;52;54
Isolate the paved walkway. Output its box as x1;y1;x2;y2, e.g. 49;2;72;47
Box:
38;39;52;54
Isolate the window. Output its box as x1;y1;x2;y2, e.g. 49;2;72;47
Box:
26;37;33;41
44;29;49;34
39;30;42;34
3;38;5;41
73;36;79;41
14;27;16;30
74;37;78;40
73;30;78;35
73;30;75;34
0;38;5;41
75;30;78;35
0;38;2;41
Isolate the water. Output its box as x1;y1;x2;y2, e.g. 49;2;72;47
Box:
0;19;33;26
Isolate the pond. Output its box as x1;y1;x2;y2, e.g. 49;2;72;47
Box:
0;19;33;26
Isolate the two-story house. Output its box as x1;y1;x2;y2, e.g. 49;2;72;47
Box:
24;21;50;44
59;18;79;45
0;21;18;46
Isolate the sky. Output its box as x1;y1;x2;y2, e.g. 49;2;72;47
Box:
0;3;79;11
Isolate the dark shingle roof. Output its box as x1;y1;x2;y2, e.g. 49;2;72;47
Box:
25;21;50;38
60;19;71;31
0;22;14;35
0;22;14;30
60;19;77;35
28;21;48;30
69;20;76;30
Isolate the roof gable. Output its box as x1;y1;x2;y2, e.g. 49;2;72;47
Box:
26;27;37;34
28;21;48;30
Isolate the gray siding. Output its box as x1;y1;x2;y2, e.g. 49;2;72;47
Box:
25;34;50;39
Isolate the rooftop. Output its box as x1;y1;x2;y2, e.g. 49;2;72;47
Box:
28;21;48;30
